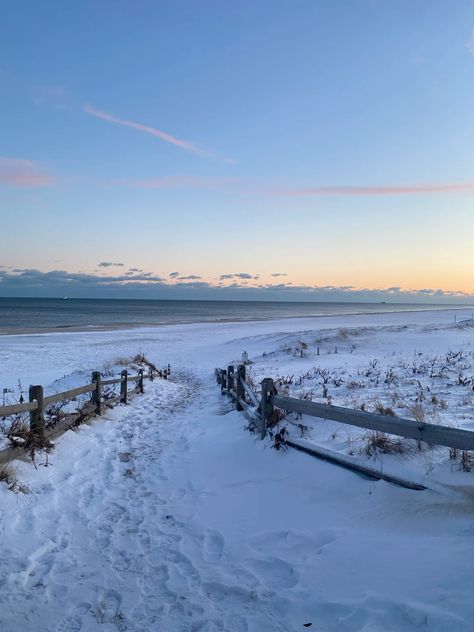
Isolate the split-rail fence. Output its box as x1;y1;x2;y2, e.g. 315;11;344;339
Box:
216;364;474;490
0;365;169;464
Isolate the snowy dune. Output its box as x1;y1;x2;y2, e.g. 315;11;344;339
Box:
0;308;473;631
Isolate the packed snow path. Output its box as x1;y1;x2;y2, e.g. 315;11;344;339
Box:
1;370;474;631
1;374;296;632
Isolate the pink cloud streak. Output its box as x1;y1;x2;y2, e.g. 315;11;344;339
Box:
109;177;474;198
0;157;53;187
84;104;231;161
272;183;474;196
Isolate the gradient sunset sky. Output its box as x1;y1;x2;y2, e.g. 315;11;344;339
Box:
1;1;474;302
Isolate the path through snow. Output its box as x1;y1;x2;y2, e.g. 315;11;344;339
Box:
1;373;297;631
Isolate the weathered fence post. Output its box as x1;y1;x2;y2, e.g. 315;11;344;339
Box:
92;371;102;415
227;365;235;394
221;369;227;394
138;369;144;394
29;384;44;441
260;378;275;440
236;364;246;411
120;370;128;404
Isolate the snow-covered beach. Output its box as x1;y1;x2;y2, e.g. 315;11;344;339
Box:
1;307;474;631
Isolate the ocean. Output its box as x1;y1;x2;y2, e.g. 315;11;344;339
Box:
0;297;467;334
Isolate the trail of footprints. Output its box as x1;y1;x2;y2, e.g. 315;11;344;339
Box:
5;374;341;631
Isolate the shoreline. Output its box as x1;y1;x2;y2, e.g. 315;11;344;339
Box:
0;305;471;337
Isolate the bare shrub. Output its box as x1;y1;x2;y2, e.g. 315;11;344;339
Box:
102;386;118;402
270;425;288;451
45;401;69;427
245;367;259;390
6;414;29;445
102;362;115;377
275;375;294;387
384;369;397;385
5;414;54;463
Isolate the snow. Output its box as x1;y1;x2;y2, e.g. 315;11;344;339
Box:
0;308;473;631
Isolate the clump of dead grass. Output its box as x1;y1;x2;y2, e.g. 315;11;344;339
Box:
362;431;404;457
374;401;396;417
407;402;426;422
132;353;159;374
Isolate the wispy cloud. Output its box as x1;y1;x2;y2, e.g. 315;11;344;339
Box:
271;272;288;277
272;183;474;196
98;261;124;268
111;176;474;198
219;273;259;280
0;157;53;187
84;104;234;162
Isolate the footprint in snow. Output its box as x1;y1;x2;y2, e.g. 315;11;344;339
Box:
244;557;299;590
202;530;225;563
56;602;91;632
249;528;339;558
95;589;125;626
93;523;113;549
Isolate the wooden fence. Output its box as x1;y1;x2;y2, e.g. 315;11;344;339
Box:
216;363;474;490
0;365;170;448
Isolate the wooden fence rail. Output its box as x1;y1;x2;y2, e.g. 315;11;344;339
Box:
272;393;474;451
216;364;474;489
216;365;474;451
0;364;171;444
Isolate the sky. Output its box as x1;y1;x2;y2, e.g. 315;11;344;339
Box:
1;0;474;302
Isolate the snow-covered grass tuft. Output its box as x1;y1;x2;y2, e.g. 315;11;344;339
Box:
0;464;29;494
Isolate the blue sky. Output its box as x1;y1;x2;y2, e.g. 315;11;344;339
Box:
1;0;474;301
